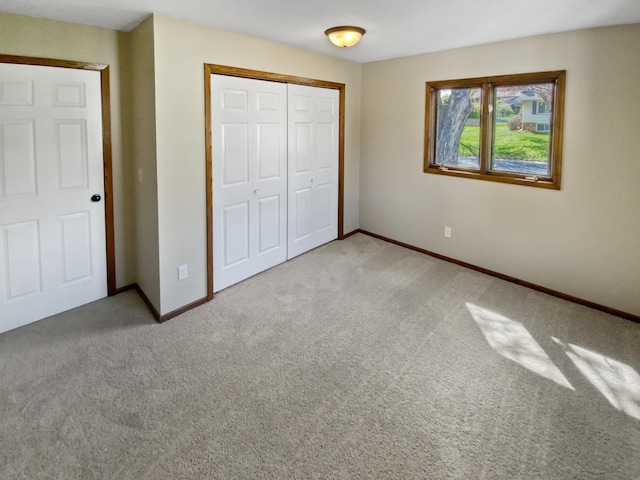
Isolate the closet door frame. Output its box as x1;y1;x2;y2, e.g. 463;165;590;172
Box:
204;64;346;300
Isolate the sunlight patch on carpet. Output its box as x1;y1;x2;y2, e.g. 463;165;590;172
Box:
552;337;640;421
467;303;574;390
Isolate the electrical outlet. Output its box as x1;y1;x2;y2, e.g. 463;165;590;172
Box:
178;264;188;281
444;226;452;238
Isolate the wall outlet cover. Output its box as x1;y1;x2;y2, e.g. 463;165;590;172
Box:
178;264;188;280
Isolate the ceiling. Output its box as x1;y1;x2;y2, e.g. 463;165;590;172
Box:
1;0;640;63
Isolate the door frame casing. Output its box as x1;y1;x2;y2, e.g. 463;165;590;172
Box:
0;54;116;296
204;64;346;301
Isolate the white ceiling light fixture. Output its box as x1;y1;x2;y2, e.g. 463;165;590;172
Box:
324;26;366;48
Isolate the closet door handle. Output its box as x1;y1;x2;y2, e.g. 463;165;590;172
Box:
253;189;260;195
310;178;315;183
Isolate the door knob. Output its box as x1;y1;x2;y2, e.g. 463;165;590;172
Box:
91;194;101;202
253;189;260;195
310;178;315;183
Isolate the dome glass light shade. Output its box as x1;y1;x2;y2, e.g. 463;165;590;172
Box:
324;26;366;48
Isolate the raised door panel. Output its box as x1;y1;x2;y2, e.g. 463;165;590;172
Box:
292;123;313;174
55;120;88;191
0;120;37;199
314;182;334;233
222;89;248;111
0;79;33;105
256;124;281;180
1;221;42;300
257;195;281;254
52;82;86;107
222;124;250;186
222;201;250;268
316;123;335;170
293;188;312;241
59;211;92;284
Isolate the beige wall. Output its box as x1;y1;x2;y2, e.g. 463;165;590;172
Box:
129;16;161;309
361;25;640;316
151;14;362;314
0;12;136;288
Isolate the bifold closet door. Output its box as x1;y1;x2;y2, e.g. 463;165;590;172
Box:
212;76;339;292
211;75;288;292
287;84;339;259
0;63;107;334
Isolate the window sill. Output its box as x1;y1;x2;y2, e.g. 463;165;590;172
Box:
424;165;561;189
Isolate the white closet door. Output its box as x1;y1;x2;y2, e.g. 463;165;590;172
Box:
0;63;107;334
287;84;339;259
211;75;288;292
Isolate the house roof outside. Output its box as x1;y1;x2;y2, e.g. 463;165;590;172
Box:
517;90;544;103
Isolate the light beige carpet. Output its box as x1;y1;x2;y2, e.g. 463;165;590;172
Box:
1;233;639;479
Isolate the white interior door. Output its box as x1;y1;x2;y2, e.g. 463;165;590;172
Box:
0;63;107;334
212;75;288;292
287;84;339;259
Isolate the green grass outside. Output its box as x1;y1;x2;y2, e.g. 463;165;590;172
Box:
459;124;549;161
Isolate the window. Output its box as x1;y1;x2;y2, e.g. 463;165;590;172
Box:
533;101;546;115
424;71;566;189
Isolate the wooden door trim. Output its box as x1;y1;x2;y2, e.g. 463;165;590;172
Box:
0;54;116;296
204;64;346;301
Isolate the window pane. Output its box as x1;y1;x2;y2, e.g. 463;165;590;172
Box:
435;87;481;169
491;83;553;176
